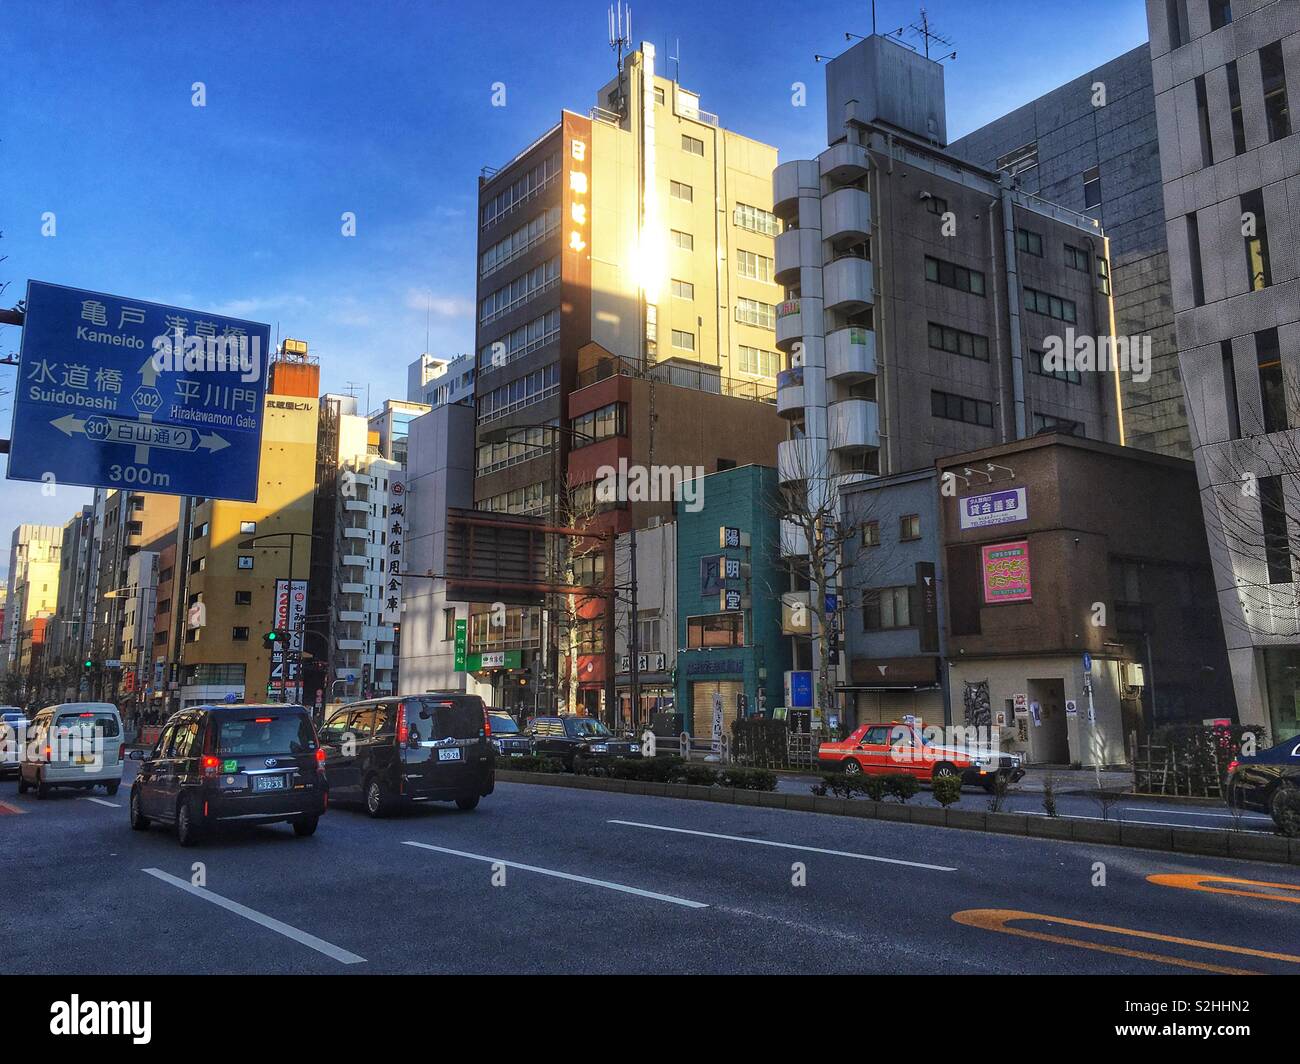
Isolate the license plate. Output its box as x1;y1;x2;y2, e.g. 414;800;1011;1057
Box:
437;748;462;762
253;775;286;792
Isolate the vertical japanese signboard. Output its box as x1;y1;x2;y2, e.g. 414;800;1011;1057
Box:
383;471;406;625
453;618;467;672
271;578;307;702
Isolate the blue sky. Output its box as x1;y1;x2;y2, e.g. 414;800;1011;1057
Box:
0;0;1149;572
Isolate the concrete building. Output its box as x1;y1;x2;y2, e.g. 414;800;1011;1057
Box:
952;43;1190;459
49;504;98;680
839;468;950;727
940;432;1232;767
116;548;159;709
4;524;62;673
1144;0;1300;742
367;398;430;468
611;518;678;728
407;352;475;408
175;348;319;708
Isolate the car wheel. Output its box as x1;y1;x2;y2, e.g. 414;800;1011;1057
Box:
981;779;997;793
842;758;862;776
365;777;391;819
105;781;120;797
176;796;202;847
455;794;480;811
292;815;319;837
932;763;959;782
16;773;28;795
35;775;49;800
1269;784;1297;829
129;787;150;831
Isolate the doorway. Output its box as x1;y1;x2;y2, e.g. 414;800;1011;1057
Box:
1027;677;1070;764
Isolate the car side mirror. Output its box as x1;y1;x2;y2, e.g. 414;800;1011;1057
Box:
128;749;145;761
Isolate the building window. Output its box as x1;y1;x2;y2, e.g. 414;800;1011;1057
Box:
735;297;777;329
571;401;627;445
687;613;744;648
1261;42;1291;143
931;389;993;428
232;627;249;641
1242;189;1273;291
671;229;694;250
1261;475;1293;584
1257;328;1287;434
670;180;693;202
654;86;665;105
1222;340;1241;440
682;134;704;156
733;203;779;236
480;152;560;229
1227;61;1247;154
234;590;252;606
737;345;781;377
671;278;694;300
924;255;985;296
1165;0;1189;49
479;256;560;324
671;329;696;351
1082;166;1101;209
924;195;948;215
237;555;254;570
736;249;775;283
1022;287;1077;323
1015;228;1043;256
1033;413;1084;436
1029;349;1082;384
862;520;880;547
928;322;989;361
863;586;912;630
189;557;205;574
1194;76;1214;167
900;514;921;541
1209;0;1232;30
995;141;1038;178
1064;244;1090;272
239;520;257;534
1186;212;1205;307
192;521;209;539
443;608;456;641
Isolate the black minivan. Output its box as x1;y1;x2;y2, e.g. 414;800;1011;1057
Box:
129;704;327;846
319;693;494;817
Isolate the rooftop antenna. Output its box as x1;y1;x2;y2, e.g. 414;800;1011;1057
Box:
608;3;631;75
669;37;680;82
908;6;953;60
342;381;362;399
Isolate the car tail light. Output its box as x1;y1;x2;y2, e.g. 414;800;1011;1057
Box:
397;703;408;745
44;746;52;762
1227;759;1239;775
201;755;220;778
483;708;492;738
315;747;326;772
118;746;124;762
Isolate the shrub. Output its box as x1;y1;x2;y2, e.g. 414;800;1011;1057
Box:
1042;770;1058;817
816;773;859;799
883;774;919;803
720;766;777;791
931;774;962;808
861;776;889;802
679;763;720;787
504;754;566;774
1273;787;1300;837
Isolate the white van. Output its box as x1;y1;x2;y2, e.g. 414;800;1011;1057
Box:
18;703;124;798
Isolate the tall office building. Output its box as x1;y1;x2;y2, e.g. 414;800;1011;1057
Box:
407;352;475;408
1145;0;1300;739
49;504;97;677
3;524;61;673
952;43;1190;458
471;43;781;518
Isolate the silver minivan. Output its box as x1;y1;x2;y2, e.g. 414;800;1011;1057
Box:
18;703;124;798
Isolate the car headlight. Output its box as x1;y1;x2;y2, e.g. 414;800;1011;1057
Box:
591;743;608;753
629;743;640;753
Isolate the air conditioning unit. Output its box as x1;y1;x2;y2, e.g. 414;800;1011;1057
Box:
1123;662;1145;689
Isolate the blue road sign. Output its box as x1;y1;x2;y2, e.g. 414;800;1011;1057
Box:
1082;652;1093;673
8;281;271;501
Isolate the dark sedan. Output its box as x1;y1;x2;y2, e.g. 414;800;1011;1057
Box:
529;715;641;770
1226;735;1300;829
488;712;531;759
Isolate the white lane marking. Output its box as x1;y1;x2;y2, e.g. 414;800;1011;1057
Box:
1123;806;1272;822
142;868;366;965
401;841;708;908
1024;811;1268;832
79;797;120;808
607;819;957;872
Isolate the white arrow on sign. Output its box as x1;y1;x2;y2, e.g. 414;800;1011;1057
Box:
199;432;230;452
52;414;87;436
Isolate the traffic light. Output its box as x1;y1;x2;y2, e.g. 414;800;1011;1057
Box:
83;658;93;671
262;629;289;650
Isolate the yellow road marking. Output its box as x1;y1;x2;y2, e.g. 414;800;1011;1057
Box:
1148;873;1300;905
952;908;1300;975
0;800;26;815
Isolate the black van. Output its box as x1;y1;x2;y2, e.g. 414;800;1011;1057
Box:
128;704;327;846
319;694;494;817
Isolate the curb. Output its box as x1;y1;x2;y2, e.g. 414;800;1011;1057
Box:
494;769;1299;866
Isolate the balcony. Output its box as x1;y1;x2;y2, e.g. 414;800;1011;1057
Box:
374;654;395;671
341;554;368;568
777;437;820;484
342;527;368;541
340;582;368;596
774;228;820;287
775;299;802;352
827;399;880;451
825;327;877;382
819;141;869;184
337;609;365;623
822;187;870;242
337;638;365;652
823;256;873;313
772;158;819;218
344;499;370;513
775;367;805;419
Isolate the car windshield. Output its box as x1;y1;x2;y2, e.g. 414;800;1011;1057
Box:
565;718;611;738
215;713;316;756
489;714;519;734
55;712;119;738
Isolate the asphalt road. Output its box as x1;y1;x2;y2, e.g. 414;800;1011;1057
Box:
3;764;1299;975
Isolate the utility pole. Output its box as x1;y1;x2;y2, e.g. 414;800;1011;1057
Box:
628;526;639;734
